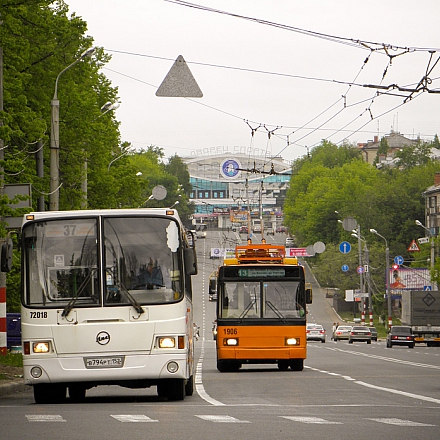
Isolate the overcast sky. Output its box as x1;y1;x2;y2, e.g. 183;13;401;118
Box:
65;0;440;163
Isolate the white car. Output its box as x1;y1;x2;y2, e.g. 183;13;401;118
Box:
333;325;353;341
306;323;326;343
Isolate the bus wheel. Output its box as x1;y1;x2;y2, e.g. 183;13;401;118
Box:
157;382;167;398
166;379;185;401
290;359;304;371
217;360;240;372
34;383;66;404
278;361;289;371
69;385;86;402
185;375;194;396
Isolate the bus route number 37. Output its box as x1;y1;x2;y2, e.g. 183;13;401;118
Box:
223;328;238;336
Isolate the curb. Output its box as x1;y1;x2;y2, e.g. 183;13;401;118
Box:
0;380;28;398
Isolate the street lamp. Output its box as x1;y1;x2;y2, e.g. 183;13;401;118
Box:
81;100;119;209
107;147;133;171
169;201;180;209
370;228;391;330
415;220;435;271
352;231;372;325
50;47;96;211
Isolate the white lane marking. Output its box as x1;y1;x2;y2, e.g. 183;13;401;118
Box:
281;416;342;424
195;338;225;406
26;415;66;422
368;418;436;427
196;415;250;423
111;415;158;422
324;346;440;370
305;366;440;405
194;242;226;407
356;381;440;405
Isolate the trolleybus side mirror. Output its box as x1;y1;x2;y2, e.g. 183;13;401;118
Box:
1;240;13;272
184;247;198;276
305;285;313;304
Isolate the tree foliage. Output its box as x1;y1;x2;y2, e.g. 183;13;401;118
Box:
284;139;440;314
0;1;193;310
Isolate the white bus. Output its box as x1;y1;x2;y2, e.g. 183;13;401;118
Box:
18;209;197;403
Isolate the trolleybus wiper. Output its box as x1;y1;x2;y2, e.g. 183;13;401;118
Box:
265;300;285;319
120;284;145;315
239;298;257;319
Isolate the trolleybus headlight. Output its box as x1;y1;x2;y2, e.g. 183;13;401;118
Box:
158;337;176;349
224;338;238;346
30;366;43;378
285;337;299;346
33;341;50;353
167;361;179;373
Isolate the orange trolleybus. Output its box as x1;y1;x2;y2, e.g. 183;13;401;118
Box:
215;243;312;372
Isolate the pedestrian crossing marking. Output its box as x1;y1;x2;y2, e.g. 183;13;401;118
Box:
26;415;66;422
281;416;342;424
111;415;158;423
368;418;436;427
196;415;250;423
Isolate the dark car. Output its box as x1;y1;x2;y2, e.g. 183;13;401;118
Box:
239;225;249;234
386;325;415;348
348;326;372;344
368;326;378;341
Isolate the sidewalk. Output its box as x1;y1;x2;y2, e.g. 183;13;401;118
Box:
0;377;28;397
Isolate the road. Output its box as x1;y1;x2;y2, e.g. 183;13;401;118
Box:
1;230;439;440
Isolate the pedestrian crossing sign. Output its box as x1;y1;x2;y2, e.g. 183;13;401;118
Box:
407;239;420;252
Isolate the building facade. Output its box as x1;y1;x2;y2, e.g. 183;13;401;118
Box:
183;147;292;228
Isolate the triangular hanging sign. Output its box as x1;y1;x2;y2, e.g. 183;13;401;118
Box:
156;55;203;98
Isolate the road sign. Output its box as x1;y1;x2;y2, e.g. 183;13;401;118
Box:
356;265;365;274
418;237;430;244
156;55;203;97
394;255;404;265
339;241;351;254
407;239;420;252
424;285;432;291
341;264;349;272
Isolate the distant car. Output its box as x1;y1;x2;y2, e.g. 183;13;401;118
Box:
265;226;274;235
349;326;372;344
239;226;249;234
386;326;415;348
306;323;326;343
333;325;352;341
208;278;217;302
276;226;287;233
285;237;295;247
197;224;207;238
368;326;378;341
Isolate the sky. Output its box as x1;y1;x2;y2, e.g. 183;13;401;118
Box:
64;0;440;163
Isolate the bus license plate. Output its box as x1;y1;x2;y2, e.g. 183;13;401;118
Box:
84;356;125;369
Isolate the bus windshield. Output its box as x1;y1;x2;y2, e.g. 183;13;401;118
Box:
219;280;305;319
22;216;183;308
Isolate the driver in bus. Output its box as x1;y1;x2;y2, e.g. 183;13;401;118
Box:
133;258;164;289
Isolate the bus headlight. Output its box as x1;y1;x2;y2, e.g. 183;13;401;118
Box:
158;337;175;348
33;341;50;353
224;338;238;346
285;337;300;346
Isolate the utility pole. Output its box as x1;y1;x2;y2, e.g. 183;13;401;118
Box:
0;46;7;355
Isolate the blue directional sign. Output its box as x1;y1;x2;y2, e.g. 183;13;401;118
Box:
394;255;404;266
341;264;349;272
339;241;351;254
